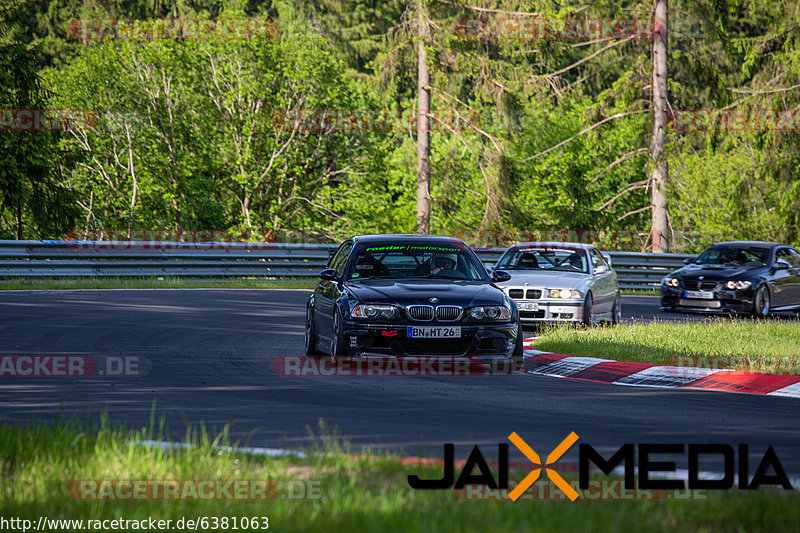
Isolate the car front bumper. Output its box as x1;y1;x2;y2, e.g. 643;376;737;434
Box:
660;286;755;314
512;299;585;323
340;320;519;363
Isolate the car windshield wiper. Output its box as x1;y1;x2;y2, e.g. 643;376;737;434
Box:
426;273;469;279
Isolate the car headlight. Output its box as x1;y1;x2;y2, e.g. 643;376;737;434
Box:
546;289;582;299
467;306;512;321
662;277;680;287
352;304;399;320
725;280;752;290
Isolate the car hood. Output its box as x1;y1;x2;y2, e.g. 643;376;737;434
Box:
344;279;506;307
673;264;766;280
497;270;588;288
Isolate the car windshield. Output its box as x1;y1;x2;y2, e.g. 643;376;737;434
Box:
694;245;769;267
347;243;489;281
496;248;589;274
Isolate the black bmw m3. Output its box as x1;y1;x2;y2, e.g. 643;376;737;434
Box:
304;234;523;372
660;241;800;317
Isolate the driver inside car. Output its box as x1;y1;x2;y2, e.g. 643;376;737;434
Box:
430;255;456;275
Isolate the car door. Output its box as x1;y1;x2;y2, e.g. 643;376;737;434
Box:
316;241;352;340
786;248;800;307
771;248;794;308
589;249;615;315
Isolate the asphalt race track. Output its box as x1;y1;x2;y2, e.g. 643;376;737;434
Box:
1;289;799;474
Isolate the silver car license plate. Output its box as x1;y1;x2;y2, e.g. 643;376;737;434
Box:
407;326;461;338
684;290;714;299
519;302;539;311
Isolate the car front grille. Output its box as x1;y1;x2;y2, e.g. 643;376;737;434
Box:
435;306;462;321
520;310;546;319
406;305;434;321
684;280;718;290
508;289;524;299
399;338;471;356
526;289;542;299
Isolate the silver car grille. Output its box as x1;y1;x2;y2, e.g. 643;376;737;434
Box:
406;305;434;321
435;306;462;321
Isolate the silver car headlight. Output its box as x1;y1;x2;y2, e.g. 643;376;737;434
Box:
725;280;751;290
547;289;582;299
467;306;512;321
352;304;399;320
662;277;680;287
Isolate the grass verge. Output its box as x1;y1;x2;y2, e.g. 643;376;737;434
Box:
534;318;800;374
1;417;799;532
0;278;316;290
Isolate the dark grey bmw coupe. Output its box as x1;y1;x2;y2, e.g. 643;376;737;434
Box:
304;234;523;372
660;241;800;317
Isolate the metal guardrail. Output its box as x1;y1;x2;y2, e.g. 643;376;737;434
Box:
0;240;693;288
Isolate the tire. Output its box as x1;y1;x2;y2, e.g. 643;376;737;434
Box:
305;307;323;357
329;307;347;361
611;293;622;325
582;292;595;327
753;284;771;318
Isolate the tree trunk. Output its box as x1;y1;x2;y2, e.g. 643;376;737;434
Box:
416;0;431;234
650;0;669;252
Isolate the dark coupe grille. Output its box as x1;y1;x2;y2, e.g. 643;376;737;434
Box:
508;289;524;299
525;289;542;299
399;338;471;356
684;280;718;290
435;306;462;321
406;305;434;321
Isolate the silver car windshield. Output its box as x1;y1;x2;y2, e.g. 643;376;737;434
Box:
497;248;589;274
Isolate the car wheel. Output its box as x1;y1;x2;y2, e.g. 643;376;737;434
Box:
305;307;323;357
611;294;622;325
582;292;595;327
753;284;771;318
329;307;347;361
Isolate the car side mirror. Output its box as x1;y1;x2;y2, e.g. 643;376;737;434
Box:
595;265;609;274
319;268;339;281
774;260;790;271
683;258;694;265
491;270;512;283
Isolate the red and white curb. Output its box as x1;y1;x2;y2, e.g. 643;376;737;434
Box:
521;338;800;398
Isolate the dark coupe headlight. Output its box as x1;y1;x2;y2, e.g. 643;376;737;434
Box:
725;280;752;290
467;306;512;321
352;304;399;320
662;277;680;287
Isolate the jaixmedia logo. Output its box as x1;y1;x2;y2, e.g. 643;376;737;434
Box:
408;432;793;501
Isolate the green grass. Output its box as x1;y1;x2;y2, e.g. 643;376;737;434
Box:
0;277;316;290
2;417;799;532
534;318;800;374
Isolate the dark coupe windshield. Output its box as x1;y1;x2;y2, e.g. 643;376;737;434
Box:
694;245;770;267
496;248;589;274
347;243;488;281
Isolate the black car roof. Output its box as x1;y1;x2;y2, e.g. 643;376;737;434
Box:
710;241;782;248
350;234;468;245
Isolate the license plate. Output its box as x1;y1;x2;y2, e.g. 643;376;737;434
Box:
407;326;461;338
519;302;539;311
684;290;714;299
